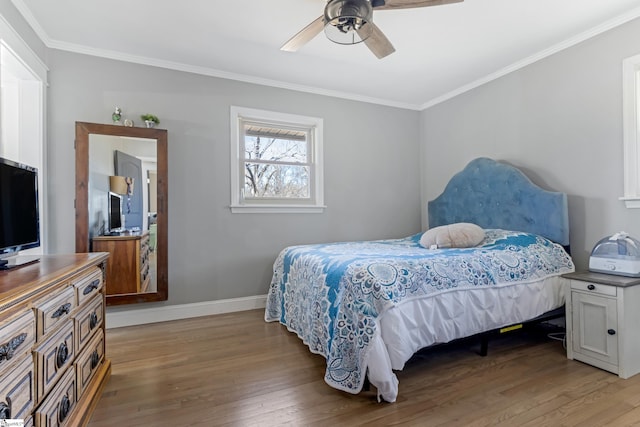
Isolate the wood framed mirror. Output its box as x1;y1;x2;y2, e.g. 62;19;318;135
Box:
75;121;168;305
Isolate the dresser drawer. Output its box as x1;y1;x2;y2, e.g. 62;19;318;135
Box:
71;267;103;308
75;330;104;400
73;295;103;354
570;280;617;297
34;367;76;427
34;321;75;401
0;310;35;375
0;353;35;420
34;286;76;341
24;415;34;427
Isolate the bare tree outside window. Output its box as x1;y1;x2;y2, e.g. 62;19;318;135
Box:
230;106;324;213
243;134;310;199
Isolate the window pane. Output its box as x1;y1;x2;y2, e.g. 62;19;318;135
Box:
231;106;324;212
244;163;309;198
244;136;308;163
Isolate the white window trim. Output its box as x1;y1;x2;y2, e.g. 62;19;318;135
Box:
621;53;640;208
229;106;325;213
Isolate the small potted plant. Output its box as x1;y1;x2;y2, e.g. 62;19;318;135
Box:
141;114;160;128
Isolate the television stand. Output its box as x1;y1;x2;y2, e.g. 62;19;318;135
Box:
0;254;41;270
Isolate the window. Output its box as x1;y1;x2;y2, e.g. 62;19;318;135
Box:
622;53;640;208
230;107;324;213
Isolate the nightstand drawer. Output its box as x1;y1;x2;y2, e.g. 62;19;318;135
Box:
71;267;103;308
0;353;34;420
34;286;76;341
0;309;35;375
34;320;75;401
571;280;617;297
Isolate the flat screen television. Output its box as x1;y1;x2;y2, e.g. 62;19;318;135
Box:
0;156;40;268
108;192;123;233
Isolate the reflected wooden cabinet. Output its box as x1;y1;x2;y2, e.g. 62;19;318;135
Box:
92;231;150;295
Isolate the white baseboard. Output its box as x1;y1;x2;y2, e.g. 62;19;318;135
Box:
105;294;267;329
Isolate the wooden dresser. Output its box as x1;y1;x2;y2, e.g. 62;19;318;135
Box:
92;231;150;295
0;253;110;426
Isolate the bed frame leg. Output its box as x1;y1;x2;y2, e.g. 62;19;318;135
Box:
479;335;488;357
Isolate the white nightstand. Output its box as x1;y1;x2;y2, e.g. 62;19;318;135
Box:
563;271;640;378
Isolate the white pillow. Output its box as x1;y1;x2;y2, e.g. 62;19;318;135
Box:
420;223;485;249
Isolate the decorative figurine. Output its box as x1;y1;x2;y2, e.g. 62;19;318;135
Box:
112;107;122;124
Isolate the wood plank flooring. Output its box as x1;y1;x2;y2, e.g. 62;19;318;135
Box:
88;309;640;426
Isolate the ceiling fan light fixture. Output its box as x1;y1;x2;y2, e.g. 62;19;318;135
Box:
324;0;373;45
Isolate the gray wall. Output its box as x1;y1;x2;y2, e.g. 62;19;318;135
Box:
421;17;640;270
7;0;637;310
47;51;421;308
0;0;47;61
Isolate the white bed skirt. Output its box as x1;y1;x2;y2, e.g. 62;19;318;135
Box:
365;275;569;402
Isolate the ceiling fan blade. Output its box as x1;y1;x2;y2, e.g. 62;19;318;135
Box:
374;0;463;11
281;16;325;52
357;22;395;59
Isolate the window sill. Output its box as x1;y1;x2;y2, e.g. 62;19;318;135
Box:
230;204;326;214
619;196;640;208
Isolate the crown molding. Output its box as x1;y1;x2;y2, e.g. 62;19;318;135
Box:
45;38;422;111
11;0;640;112
0;6;48;81
420;5;640;110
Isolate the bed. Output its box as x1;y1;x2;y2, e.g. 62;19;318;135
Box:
264;157;575;402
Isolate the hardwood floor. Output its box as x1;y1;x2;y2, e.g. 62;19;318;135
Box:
88;309;640;426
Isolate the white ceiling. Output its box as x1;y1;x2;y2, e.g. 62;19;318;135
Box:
12;0;640;110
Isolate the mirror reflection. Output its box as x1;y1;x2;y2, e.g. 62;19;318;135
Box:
75;121;168;306
89;134;158;295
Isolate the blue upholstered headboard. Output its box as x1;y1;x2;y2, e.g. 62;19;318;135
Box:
428;158;570;246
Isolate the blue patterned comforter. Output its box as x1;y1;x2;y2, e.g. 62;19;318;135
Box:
264;230;574;394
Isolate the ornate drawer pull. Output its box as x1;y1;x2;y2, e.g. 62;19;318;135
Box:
56;341;69;369
58;394;71;423
51;303;72;319
83;278;101;295
90;350;100;370
0;332;27;362
89;312;99;330
0;401;10;419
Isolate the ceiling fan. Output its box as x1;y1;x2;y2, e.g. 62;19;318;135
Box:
281;0;463;59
